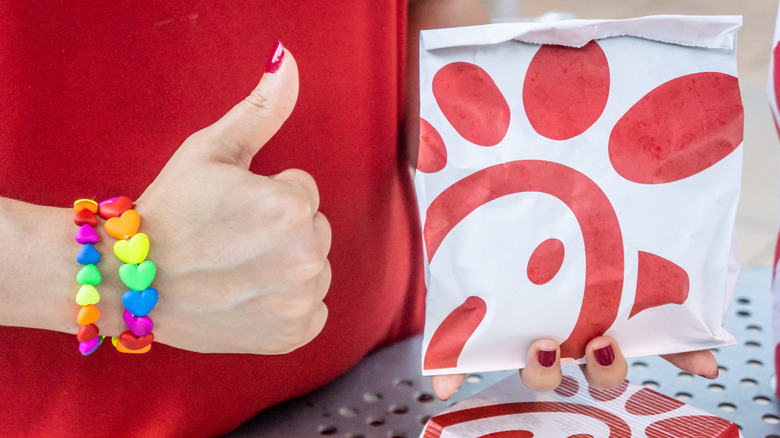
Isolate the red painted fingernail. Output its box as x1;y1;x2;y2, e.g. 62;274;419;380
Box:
595;345;615;367
265;41;285;74
537;349;556;368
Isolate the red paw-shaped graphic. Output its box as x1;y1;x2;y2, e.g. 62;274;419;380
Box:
420;40;743;370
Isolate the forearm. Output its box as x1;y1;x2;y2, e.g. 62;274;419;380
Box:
0;197;124;336
404;0;490;167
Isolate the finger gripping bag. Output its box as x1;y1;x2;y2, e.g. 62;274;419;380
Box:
415;15;743;376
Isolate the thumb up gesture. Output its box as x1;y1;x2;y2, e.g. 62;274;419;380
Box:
133;43;331;354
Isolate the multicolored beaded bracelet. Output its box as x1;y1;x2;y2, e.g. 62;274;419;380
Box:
99;196;156;354
73;199;104;356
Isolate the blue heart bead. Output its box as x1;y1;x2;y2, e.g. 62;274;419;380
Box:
122;287;158;317
77;243;101;265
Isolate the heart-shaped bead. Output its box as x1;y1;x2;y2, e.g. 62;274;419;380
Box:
75;284;101;306
113;233;149;264
73;209;98;227
76;243;101;265
105;209;140;240
122;287;158;317
76;323;100;342
98;196;133;219
76;304;100;325
118;330;154;350
123;309;154;337
78;335;103;356
73;199;98;214
112;336;152;354
75;224;99;245
119;261;156;291
76;264;101;285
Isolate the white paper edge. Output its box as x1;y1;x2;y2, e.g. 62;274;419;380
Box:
421;15;742;51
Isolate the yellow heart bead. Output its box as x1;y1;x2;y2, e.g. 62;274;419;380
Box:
75;284;101;306
113;233;149;265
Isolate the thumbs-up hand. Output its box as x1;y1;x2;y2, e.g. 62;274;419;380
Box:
133;43;331;354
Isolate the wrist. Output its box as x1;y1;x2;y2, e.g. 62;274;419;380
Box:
0;198;123;337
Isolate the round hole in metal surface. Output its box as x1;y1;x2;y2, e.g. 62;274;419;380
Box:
746;324;762;333
737;310;751;318
642;381;659;390
419;415;432;426
708;383;726;392
389;432;406;438
339;407;358;418
745;341;761;348
677;372;694;380
318;425;338;436
741;378;758;386
737;297;750;305
718;403;736;412
748;359;764;368
363;392;383;403
710;348;720;354
763;414;780;424
390;404;409;415
394;379;414;389
766;434;780;438
367;417;385;427
632;361;648;370
754;395;772;405
718;365;728;373
465;374;482;383
416;393;435;403
675;392;692;402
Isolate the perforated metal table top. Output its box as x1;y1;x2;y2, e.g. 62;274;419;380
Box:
228;267;780;438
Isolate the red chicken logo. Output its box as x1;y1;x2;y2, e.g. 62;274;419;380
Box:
418;39;743;371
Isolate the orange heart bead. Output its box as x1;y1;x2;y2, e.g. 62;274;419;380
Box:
112;335;152;354
73;199;98;214
105;209;140;240
76;304;100;325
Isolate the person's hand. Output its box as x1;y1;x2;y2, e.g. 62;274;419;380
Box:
431;337;718;399
129;43;331;354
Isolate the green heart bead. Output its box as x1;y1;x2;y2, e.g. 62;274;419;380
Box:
76;264;102;285
75;284;101;306
119;261;156;291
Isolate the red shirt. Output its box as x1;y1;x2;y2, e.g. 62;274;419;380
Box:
0;2;425;436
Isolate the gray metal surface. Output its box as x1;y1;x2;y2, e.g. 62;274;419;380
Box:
228;267;780;437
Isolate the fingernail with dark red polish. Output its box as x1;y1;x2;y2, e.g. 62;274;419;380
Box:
537;349;556;368
595;345;615;367
265;41;285;74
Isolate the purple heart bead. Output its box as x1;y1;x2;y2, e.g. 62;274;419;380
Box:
78;335;103;356
75;224;99;244
123;310;154;337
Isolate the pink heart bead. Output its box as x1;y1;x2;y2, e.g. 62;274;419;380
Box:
75;224;99;244
78;335;103;356
123;310;154;337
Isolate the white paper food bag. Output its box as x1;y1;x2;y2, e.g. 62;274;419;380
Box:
769;2;780;398
416;16;743;376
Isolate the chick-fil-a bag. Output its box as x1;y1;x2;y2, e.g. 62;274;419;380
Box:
416;16;743;375
768;3;780;399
